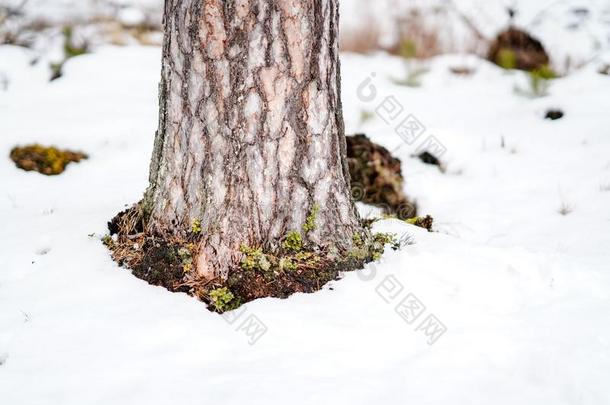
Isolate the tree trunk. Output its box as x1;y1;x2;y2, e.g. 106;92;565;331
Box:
142;0;362;279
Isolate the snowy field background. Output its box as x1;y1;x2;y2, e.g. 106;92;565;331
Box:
1;0;610;404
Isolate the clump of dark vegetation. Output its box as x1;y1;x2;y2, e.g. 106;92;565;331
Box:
346;134;417;220
598;65;610;76
106;205;401;313
488;27;550;72
405;215;434;232
545;109;564;120
10;144;87;175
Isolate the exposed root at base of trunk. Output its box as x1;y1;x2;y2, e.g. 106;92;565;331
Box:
105;205;400;313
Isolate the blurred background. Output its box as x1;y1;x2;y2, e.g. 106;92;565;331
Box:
2;0;610;78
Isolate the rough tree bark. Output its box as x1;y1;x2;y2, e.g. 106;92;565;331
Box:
142;0;362;279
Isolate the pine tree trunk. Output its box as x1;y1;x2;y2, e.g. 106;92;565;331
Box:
142;0;361;279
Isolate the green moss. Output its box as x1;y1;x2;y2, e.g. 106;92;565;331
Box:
191;218;202;235
496;48;517;70
349;232;398;262
295;251;321;267
349;247;369;261
101;235;114;248
239;245;270;271
399;39;418;60
352;232;364;247
405;215;434;232
279;257;297;271
303;204;320;233
532;64;557;80
370;232;397;260
9;144;87;175
282;231;303;252
165;248;177;262
372;232;396;245
209;287;240;312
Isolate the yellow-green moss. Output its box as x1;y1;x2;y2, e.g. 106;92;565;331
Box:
352;232;364;247
295;251;321;266
282;231;303;252
9;144;87;175
239;245;270;271
405;215;434;232
101;235;114;248
303;204;320;233
496;48;517;70
209;287;240;312
399;39;417;60
349;232;397;262
279;257;297;271
191;218;202;235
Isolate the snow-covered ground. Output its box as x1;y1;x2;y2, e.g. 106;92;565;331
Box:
1;1;610;404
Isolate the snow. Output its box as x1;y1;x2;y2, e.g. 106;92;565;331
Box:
2;1;610;404
117;7;146;27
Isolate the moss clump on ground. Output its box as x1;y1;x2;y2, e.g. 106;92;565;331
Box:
406;215;434;232
239;245;271;271
346;134;417;219
9;144;87;175
487;27;550;72
208;287;240;312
